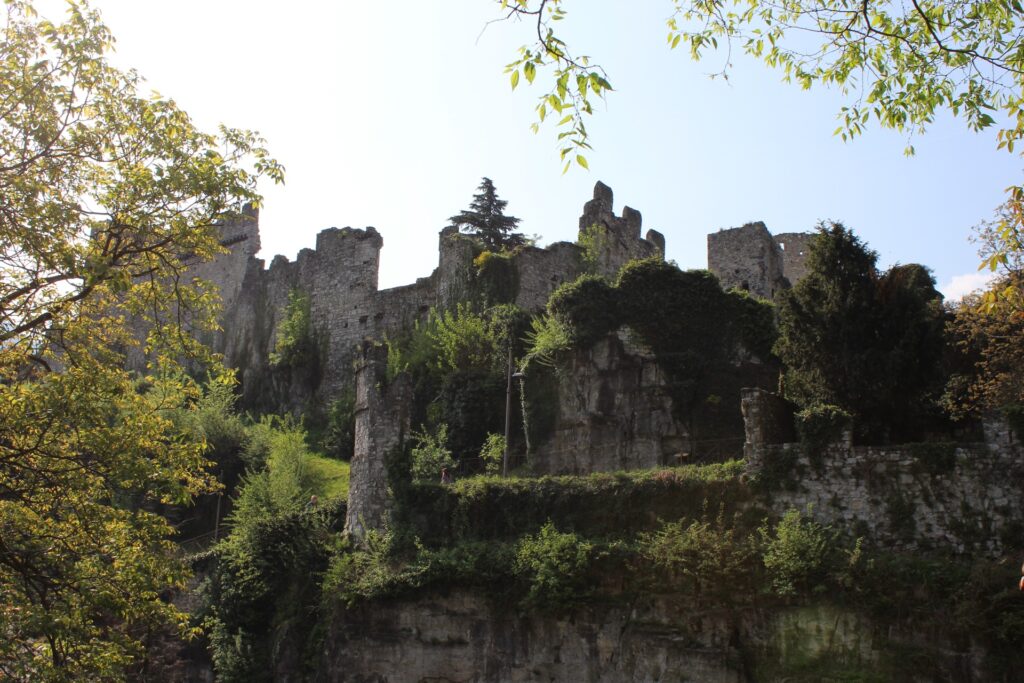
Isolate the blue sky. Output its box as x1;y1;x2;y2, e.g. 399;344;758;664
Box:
61;0;1021;298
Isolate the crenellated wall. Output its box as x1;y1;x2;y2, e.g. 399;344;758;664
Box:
578;181;663;281
195;182;665;404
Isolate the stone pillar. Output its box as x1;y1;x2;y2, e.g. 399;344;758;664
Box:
741;387;795;463
741;388;769;463
344;342;412;541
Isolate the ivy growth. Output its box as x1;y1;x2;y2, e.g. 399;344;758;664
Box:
269;289;319;371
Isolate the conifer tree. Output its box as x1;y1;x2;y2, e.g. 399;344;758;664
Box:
775;223;946;441
448;177;525;251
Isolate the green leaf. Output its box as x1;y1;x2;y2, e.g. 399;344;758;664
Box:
576;154;589;169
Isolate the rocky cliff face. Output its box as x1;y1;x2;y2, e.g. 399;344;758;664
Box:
309;591;986;682
531;330;686;475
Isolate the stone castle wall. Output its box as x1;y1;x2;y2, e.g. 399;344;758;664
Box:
201;182;663;403
707;222;790;299
773;231;812;285
741;389;1024;555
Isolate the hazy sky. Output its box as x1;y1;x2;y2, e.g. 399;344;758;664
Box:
48;1;1021;298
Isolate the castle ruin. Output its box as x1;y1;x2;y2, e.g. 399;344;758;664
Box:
707;222;812;299
192;182;671;407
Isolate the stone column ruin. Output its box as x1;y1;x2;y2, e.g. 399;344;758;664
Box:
344;342;412;541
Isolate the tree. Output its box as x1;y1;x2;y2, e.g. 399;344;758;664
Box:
774;223;946;441
0;1;282;678
448;177;525;251
495;0;1024;273
945;280;1024;423
945;219;1024;423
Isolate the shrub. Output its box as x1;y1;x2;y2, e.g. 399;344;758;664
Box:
429;304;498;374
473;249;519;305
524;314;571;366
269;289;318;370
201;507;334;682
795;403;851;456
479;433;505;474
514;522;596;609
320;392;356;461
173;375;247;464
578;223;610;276
760;508;835;597
547;274;621;347
639;504;757;603
231;418;327;526
410;424;456;483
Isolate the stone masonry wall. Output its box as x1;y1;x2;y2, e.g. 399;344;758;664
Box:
203;182;664;403
773;231;812;285
311;592;985;682
707;222;789;300
577;181;663;281
742;389;1024;555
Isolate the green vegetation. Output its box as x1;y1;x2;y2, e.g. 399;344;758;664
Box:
448;177;526;252
269;289;319;371
760;508;837;597
577;223;611;276
410;424;456;483
775;224;947;443
0;0;282;677
515;522;597;608
478;433;506;474
537;259;778;455
386;303;531;468
547;274;620;347
639;504;757;604
195;409;349;682
795;403;851;459
473;249;520;305
200;505;336;683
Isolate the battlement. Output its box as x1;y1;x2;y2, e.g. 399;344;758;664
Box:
578;181;664;280
205;182;665;402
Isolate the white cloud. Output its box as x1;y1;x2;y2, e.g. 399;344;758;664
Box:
940;271;996;301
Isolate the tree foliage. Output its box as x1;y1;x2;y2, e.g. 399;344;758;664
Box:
448;177;526;251
775;223;946;440
495;0;1024;275
945;278;1024;422
0;0;281;678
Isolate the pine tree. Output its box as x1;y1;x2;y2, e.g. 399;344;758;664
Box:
448;177;525;251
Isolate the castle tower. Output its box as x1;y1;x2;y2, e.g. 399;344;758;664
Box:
707;222;788;299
